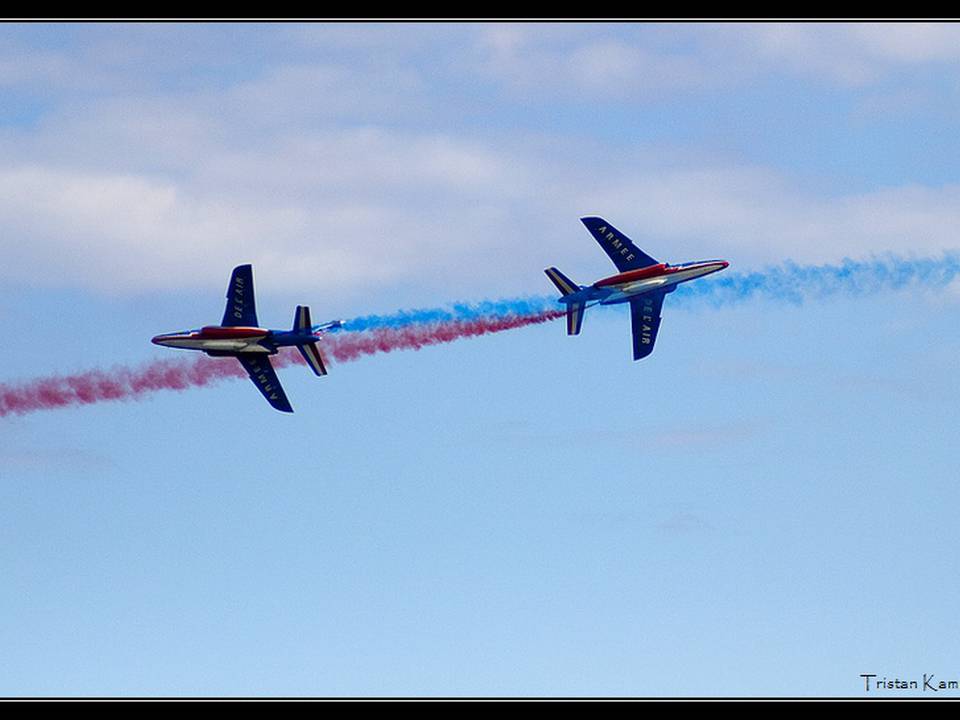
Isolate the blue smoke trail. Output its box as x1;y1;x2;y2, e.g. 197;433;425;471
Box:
344;297;557;332
342;254;960;332
672;253;960;307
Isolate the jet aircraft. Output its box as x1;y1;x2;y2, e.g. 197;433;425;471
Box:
545;217;728;360
152;264;342;413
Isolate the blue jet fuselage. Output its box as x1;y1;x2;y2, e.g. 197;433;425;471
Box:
151;264;342;412
151;325;339;355
544;217;729;361
556;260;729;308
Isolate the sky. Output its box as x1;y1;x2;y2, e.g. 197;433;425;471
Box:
2;22;960;697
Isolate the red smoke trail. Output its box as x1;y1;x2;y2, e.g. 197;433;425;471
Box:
0;310;563;417
318;309;563;363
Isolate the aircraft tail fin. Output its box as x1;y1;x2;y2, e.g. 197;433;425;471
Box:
293;305;312;332
293;306;327;376
545;267;586;334
544;267;579;297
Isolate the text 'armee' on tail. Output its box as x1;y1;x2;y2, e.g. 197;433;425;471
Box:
544;267;586;336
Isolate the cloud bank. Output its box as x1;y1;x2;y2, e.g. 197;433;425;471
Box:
1;23;958;302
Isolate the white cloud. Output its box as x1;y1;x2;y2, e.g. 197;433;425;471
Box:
474;24;726;99
0;166;300;293
841;23;960;64
2;25;960;304
0;50;71;87
473;23;960;98
738;23;960;86
577;168;960;265
0;124;542;299
4;145;960;302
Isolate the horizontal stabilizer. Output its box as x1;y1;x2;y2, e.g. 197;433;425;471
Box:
544;267;579;297
567;301;586;336
298;342;328;377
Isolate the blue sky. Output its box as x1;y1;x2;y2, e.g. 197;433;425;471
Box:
2;22;960;697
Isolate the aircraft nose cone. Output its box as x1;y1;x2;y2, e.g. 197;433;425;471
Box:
151;335;166;345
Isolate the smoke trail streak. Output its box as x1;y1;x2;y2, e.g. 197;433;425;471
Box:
344;253;960;331
3;253;960;418
319;310;563;363
0;357;248;417
671;253;960;307
0;310;563;418
344;296;558;332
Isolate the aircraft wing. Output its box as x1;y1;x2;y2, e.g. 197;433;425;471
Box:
222;264;259;327
629;291;666;361
581;216;659;272
236;355;294;413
